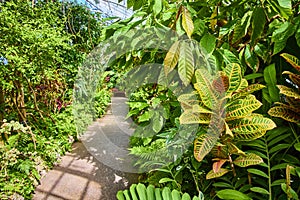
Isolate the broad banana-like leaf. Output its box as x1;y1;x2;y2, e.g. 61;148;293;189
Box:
182;6;194;39
268;104;300;123
277;85;300;99
225;63;242;93
206;168;230;179
194;133;219;162
281;53;300;72
226;94;262;121
180;111;211;124
230;84;265;102
282;71;300;87
164;40;180;76
231;115;276;133
233;153;263;167
178;41;194;86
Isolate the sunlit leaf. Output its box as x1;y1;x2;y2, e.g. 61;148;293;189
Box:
226;94;262;121
182;6;194;38
164;41;180;75
178;41;194;86
194;134;218;162
194;69;219;109
231;115;276;134
225;63;242;93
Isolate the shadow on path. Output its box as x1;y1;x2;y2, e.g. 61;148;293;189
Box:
34;95;139;200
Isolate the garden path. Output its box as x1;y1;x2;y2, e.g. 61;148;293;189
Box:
33;93;139;200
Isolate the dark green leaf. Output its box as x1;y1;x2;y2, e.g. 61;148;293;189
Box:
251;7;266;47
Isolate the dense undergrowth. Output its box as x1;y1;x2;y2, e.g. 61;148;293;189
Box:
0;1;111;199
103;0;300;199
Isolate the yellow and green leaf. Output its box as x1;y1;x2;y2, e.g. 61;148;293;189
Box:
277;85;300;99
180;111;211;124
268;104;300;123
194;69;219;109
226;94;262;121
233;153;263;167
178;41;194;86
231;115;276;134
181;6;194;39
194;134;219;162
206;168;230;179
281;53;300;72
225;63;242;93
164;40;180;76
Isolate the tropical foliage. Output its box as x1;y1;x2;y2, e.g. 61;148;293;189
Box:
116;183;203;200
104;0;300;199
0;0;109;198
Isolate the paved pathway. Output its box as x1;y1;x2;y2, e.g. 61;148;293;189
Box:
33;95;139;200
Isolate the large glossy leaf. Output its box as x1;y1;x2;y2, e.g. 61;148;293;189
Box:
213;159;227;173
234;131;267;141
226;94;262;121
281;53;300;72
178;41;194;86
153;0;162;16
268;104;300;123
194;69;219;109
233;153;263;167
232;11;252;43
206;168;230;179
250;7;266;47
264;63;280;102
231;115;276;134
225;63;242;93
271;22;296;54
277;85;300;99
194;134;219;162
230;84;265;101
164;40;180;76
182;6;194;39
